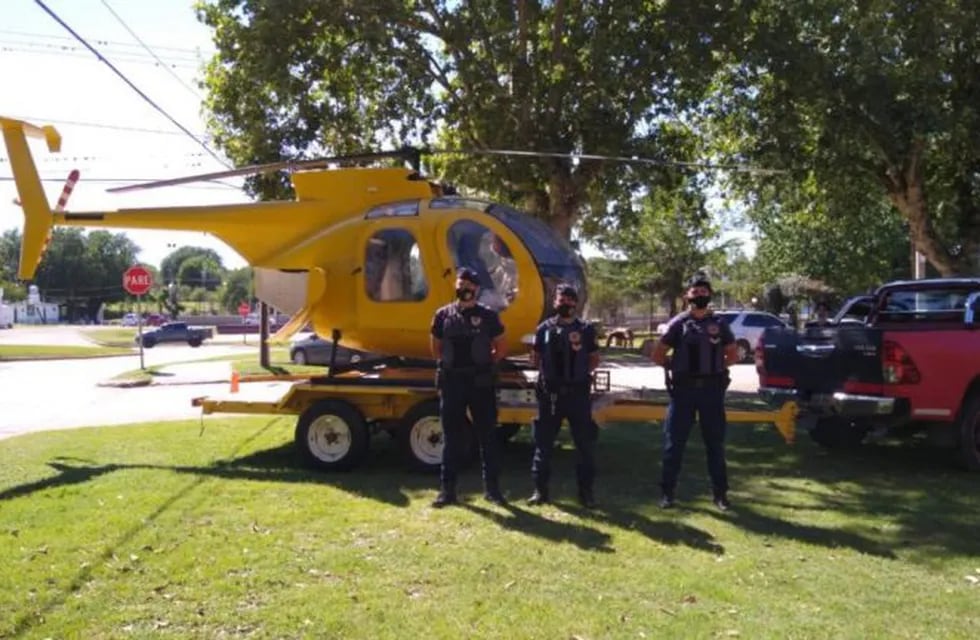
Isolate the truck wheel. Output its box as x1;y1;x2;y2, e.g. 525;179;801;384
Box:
736;339;751;363
398;400;475;473
295;400;369;471
188;338;202;348
956;394;980;471
809;417;868;449
142;338;156;348
292;349;307;365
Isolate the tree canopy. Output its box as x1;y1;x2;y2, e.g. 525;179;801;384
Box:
710;0;980;276
197;0;732;238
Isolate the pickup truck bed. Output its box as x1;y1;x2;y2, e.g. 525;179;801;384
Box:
758;278;980;469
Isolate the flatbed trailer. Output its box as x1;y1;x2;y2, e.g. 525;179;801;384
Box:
192;364;798;472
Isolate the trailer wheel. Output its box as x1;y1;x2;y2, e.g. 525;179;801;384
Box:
809;417;868;449
957;394;980;472
295;400;369;471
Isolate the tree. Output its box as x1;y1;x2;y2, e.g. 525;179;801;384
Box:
710;0;980;275
593;178;729;317
197;0;732;238
177;255;223;290
220;267;254;313
160;247;224;286
30;229;139;320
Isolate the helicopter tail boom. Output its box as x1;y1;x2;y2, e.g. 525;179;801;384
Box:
1;117;61;280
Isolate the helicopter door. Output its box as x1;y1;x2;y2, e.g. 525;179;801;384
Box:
442;218;520;313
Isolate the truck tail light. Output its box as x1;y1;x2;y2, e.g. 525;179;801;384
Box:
883;340;921;384
754;335;765;374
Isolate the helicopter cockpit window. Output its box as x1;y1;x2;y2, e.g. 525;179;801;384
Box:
446;220;519;312
364;229;429;302
364;200;420;219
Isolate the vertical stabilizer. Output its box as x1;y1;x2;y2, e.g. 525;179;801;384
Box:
0;117;60;280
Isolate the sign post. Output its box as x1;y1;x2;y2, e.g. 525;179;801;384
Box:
123;265;154;369
239;302;250;344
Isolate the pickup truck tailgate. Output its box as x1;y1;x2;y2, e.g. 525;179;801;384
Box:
761;325;883;394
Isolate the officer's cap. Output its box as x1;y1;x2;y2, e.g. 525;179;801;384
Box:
456;267;480;285
555;284;579;301
686;272;712;291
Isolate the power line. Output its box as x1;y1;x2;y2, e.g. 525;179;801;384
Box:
3;114;204;137
98;0;205;101
0;28;205;55
32;0;231;170
0;42;200;69
0;176;242;191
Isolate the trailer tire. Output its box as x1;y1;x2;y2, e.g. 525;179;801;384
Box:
809;417;868;449
295;400;369;471
398;400;476;473
956;394;980;472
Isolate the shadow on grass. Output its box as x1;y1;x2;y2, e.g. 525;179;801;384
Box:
463;502;616;553
5;419;979;564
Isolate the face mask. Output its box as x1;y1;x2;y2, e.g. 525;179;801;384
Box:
556;304;575;318
691;295;711;309
456;287;475;302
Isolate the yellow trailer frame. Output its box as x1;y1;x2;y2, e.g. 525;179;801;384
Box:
191;368;798;472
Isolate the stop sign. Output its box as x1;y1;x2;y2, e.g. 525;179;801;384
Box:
123;265;153;296
238;302;250;317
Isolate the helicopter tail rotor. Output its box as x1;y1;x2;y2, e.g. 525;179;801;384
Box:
0;116;62;280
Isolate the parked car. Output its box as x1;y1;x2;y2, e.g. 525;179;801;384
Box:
121;312;138;327
135;322;214;348
289;333;382;366
657;310;789;363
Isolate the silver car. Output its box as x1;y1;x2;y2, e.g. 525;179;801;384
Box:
713;311;789;362
289;333;382;366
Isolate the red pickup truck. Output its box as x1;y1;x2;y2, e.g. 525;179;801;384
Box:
757;278;980;470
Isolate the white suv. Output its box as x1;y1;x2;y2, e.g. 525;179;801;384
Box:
713;310;789;362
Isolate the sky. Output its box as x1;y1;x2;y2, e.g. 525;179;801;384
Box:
1;0;250;271
0;0;754;277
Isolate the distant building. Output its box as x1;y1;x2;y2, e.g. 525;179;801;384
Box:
11;285;60;325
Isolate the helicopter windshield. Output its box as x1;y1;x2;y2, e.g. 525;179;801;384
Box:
431;197;587;321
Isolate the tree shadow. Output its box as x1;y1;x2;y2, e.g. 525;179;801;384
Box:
558;501;725;555
461;502;615;553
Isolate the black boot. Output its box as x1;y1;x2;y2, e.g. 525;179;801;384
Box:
659;491;675;509
484;478;506;506
713;490;731;511
431;489;457;508
527;487;549;506
576;464;596;508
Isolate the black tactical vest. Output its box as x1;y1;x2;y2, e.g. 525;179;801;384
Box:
440;305;493;368
670;315;725;376
540;318;592;389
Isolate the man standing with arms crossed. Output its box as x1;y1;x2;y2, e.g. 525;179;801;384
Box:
430;267;508;507
650;273;739;511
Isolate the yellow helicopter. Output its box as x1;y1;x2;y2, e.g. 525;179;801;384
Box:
2;116;595;359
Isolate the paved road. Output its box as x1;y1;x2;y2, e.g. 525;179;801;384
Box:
0;326;761;441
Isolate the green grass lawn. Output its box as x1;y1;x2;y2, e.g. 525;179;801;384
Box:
83;327;138;348
1;419;978;638
0;344;133;360
230;349;326;377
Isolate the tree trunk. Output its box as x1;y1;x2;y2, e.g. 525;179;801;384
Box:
882;139;961;276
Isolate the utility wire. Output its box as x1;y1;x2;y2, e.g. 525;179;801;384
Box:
32;0;231;170
98;0;205;101
0;28;204;54
3;114;204;137
0;176;242;190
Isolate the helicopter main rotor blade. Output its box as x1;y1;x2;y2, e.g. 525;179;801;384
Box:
430;148;785;175
105;148;421;193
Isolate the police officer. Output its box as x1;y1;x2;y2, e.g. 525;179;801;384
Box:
650;273;738;511
528;284;601;508
429;267;508;508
